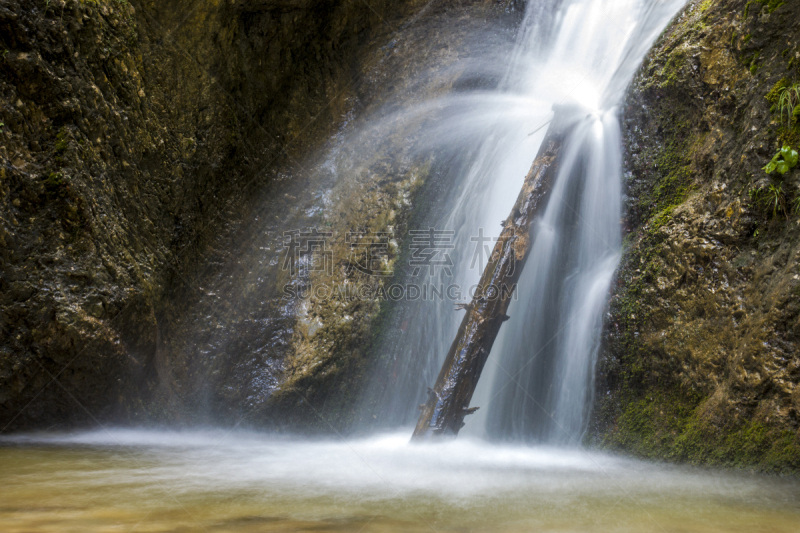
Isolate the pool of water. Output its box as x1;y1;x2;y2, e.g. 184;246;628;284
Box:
0;430;798;532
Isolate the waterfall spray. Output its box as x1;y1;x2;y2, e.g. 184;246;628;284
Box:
363;0;686;442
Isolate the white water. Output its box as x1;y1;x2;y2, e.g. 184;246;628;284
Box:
2;430;799;532
362;0;687;442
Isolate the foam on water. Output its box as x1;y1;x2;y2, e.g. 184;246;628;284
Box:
2;430;799;532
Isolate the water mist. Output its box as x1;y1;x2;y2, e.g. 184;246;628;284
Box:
362;0;686;443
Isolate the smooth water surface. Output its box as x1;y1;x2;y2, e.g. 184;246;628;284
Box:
1;430;798;532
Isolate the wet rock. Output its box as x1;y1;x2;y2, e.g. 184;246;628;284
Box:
590;0;800;474
0;0;507;431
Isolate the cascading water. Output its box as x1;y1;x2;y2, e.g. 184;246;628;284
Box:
363;0;687;441
5;4;800;532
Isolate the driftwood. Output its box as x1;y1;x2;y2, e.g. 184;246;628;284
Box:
411;110;570;440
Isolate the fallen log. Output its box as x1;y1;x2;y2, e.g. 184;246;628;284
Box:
411;108;571;440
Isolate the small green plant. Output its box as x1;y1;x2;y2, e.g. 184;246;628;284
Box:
765;183;788;219
764;145;798;175
776;84;800;128
792;195;800;215
750;182;790;219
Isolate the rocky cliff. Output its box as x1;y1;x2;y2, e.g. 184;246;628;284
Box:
0;0;507;430
590;0;800;473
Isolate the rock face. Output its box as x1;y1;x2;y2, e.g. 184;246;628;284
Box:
4;0;796;475
0;0;509;430
590;0;800;473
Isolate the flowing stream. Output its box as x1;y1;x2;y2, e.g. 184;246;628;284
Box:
2;1;800;532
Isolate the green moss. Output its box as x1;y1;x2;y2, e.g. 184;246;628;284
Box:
762;0;786;13
602;388;800;472
657;50;688;88
744;0;785;18
743;0;756;18
748;50;762;74
765;78;791;105
649;204;678;233
45;171;66;193
55;128;69;153
637;131;695;233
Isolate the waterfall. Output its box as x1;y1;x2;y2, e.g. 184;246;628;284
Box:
362;0;686;442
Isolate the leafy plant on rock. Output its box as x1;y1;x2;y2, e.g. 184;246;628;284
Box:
763;145;798;175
